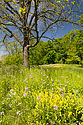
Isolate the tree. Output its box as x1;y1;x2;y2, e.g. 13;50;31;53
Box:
52;38;67;63
74;30;83;61
0;0;83;67
0;40;22;55
60;30;83;64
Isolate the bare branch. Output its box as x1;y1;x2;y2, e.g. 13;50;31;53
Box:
34;0;39;45
0;22;23;33
58;19;83;27
39;18;83;41
26;0;32;18
42;36;54;41
0;27;12;38
4;0;23;23
1;24;23;46
3;34;7;43
39;19;59;40
29;13;35;26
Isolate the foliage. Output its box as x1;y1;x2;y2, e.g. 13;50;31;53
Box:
0;60;2;67
80;60;83;67
29;30;83;65
64;30;83;64
29;40;55;65
3;54;23;65
29;41;47;65
43;50;57;64
0;64;83;124
0;40;22;55
52;38;67;64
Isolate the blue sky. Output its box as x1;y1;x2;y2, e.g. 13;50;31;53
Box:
0;23;82;58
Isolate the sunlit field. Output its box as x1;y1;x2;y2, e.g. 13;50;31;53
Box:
0;64;83;125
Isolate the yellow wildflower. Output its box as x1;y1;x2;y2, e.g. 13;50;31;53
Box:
57;1;61;3
68;112;72;117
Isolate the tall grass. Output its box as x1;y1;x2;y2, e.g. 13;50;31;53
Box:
0;64;83;124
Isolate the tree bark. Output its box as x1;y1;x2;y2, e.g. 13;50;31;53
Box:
23;23;30;68
23;45;29;68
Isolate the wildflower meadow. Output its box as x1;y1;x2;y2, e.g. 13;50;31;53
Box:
0;64;83;124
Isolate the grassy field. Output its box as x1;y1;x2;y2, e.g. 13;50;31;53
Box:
0;64;83;125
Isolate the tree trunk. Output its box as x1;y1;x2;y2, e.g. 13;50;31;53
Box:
23;45;29;68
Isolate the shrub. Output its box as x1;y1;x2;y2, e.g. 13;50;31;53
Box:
65;55;81;64
80;60;83;67
43;50;57;64
3;54;23;65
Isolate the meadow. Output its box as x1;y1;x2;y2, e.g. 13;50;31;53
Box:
0;64;83;125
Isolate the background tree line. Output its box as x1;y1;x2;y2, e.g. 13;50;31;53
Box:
1;29;83;66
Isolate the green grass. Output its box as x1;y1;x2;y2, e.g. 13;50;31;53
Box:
0;64;83;124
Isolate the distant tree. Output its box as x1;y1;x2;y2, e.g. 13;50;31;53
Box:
29;40;55;65
74;30;83;61
61;30;83;64
0;0;83;67
3;54;23;65
0;40;22;55
29;41;48;65
52;38;67;63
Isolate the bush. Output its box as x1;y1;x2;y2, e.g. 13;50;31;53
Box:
65;55;81;64
43;50;57;64
0;60;2;67
80;60;83;67
3;54;23;65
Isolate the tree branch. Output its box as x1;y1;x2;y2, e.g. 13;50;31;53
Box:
1;24;23;46
4;0;23;23
39;19;59;40
58;19;83;27
34;0;39;45
39;18;83;41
